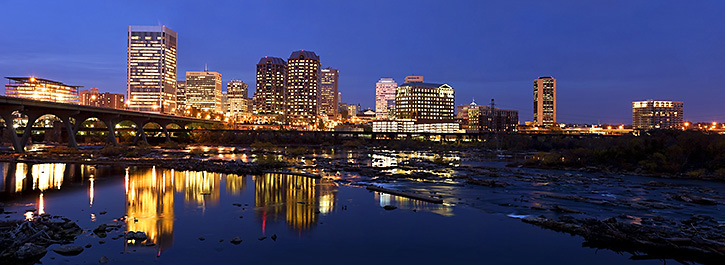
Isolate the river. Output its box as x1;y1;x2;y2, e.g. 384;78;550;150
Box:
0;154;674;265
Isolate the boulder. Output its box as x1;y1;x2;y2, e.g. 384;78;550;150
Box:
52;245;84;256
15;243;47;260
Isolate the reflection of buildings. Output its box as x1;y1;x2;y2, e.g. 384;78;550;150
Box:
178;170;221;207
225;174;247;196
126;166;175;252
375;192;452;216
371;154;398;168
254;173;337;232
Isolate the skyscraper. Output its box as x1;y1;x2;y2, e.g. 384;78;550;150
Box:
375;78;397;120
632;100;683;130
395;81;455;120
286;50;320;126
186;71;222;113
227;80;249;122
253;56;287;115
127;25;177;113
533;76;556;127
319;68;339;118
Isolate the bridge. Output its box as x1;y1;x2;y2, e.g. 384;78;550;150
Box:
0;95;219;152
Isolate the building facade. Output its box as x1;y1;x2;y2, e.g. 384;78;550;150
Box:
127;25;177;113
286;51;320;126
319;68;339;118
176;80;186;111
375;78;397;120
186;71;222;113
373;119;460;133
404;75;424;83
5;77;80;104
227;80;249;122
456;99;484;120
632;100;684;130
533;76;556;127
253;56;287;115
395;82;455;120
468;106;519;132
80;87;125;109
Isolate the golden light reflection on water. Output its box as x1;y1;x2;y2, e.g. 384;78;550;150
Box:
254;173;337;232
31;163;65;191
225;174;247;195
125;166;175;252
375;192;453;216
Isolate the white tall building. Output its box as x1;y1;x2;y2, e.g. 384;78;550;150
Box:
127;25;177;113
375;78;397;120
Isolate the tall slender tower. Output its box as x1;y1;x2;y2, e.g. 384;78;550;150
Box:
533;76;556;127
319;68;339;118
127;25;177;113
286;50;320;126
253;56;287;115
375;78;397;120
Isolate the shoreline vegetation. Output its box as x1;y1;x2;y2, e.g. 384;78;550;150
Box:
1;129;725;264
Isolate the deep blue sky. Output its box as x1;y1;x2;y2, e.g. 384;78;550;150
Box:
1;0;724;124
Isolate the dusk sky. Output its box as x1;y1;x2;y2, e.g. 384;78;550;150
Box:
1;0;724;124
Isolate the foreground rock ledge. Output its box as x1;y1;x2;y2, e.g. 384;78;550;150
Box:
521;216;725;264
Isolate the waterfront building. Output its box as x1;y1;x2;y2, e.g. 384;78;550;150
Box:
632;100;684;130
176;80;186;111
80;87;125;109
533;76;556;127
253;56;287;115
404;75;424;83
319;68;339;118
227;80;250;122
286;50;321;127
372;119;460;133
186;71;222;113
5;77;80;104
127;25;177;113
395;82;455;120
375;78;397;120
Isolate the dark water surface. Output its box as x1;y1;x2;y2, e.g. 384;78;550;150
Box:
0;162;663;265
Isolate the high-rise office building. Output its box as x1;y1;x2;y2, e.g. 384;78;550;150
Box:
227;80;249;122
253;56;287;115
404;75;424;83
286;50;320;126
632;100;683;130
533;76;556;127
80;87;125;109
176;80;186;111
127;25;177;113
319;68;339;118
395;82;455;120
5;77;80;104
186;71;222;113
375;78;397;120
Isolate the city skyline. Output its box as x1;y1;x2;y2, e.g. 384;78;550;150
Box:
2;1;725;123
